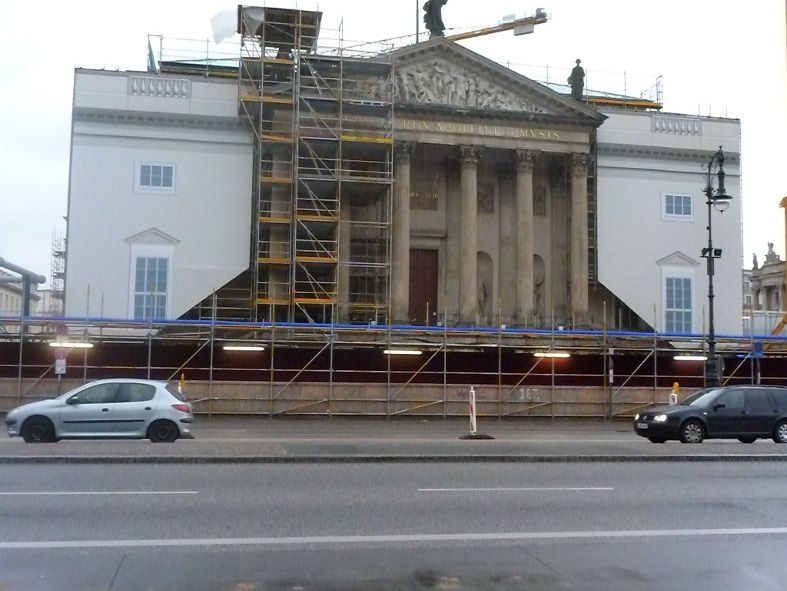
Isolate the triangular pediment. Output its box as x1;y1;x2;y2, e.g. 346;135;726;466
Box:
656;251;699;267
390;39;604;123
124;227;180;245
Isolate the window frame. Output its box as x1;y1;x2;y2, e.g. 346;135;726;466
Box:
662;264;695;334
135;161;176;194
661;192;694;222
128;243;174;320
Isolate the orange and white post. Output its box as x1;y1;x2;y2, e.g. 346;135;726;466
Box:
469;386;477;435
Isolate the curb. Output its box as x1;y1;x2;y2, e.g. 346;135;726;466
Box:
3;454;787;464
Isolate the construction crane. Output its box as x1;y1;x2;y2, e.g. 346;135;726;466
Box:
441;10;662;111
444;9;549;41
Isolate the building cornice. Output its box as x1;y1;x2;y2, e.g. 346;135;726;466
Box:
598;143;741;166
73;107;246;133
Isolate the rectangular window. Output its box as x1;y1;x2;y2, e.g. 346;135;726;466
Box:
136;163;175;193
133;257;168;319
665;277;692;333
663;193;693;220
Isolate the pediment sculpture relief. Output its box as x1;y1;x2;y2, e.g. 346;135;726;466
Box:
394;60;549;113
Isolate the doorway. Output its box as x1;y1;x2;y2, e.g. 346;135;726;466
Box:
409;249;438;325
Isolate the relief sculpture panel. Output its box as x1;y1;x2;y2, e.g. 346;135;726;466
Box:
393;60;550;113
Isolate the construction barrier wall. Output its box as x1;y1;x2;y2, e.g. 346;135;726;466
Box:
1;317;785;418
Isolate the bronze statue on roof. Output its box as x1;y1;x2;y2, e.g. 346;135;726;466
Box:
567;59;584;101
423;0;448;38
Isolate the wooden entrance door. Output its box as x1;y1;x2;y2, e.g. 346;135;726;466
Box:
409;249;438;325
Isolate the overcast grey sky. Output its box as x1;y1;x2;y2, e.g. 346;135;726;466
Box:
1;0;785;285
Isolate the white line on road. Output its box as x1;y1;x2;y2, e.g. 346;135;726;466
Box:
3;527;787;550
0;491;199;496
417;487;614;492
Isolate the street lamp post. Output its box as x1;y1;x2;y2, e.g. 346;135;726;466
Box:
701;146;732;387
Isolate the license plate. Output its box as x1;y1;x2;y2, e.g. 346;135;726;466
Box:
636;422;648;429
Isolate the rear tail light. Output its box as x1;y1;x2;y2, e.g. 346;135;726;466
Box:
172;404;191;413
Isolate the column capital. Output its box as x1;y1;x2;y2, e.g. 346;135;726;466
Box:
394;141;416;163
459;145;482;166
515;149;541;171
570;152;592;174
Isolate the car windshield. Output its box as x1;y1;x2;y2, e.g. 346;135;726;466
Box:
680;388;723;407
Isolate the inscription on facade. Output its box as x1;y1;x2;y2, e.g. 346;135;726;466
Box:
399;118;561;140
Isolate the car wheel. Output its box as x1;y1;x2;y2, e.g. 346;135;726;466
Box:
148;420;179;443
738;436;756;444
21;417;56;443
647;437;667;444
773;420;787;444
679;420;705;444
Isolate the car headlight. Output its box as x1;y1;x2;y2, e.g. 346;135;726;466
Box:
653;414;668;423
634;413;640;421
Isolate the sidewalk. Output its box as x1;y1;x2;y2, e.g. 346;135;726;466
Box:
3;416;787;463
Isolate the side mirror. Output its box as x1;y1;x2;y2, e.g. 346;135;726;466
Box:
66;396;80;405
713;403;726;411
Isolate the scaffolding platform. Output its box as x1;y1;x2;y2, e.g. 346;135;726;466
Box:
238;5;393;325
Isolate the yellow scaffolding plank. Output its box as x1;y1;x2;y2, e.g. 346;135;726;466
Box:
263;95;294;104
240;57;295;65
296;256;336;263
340;135;392;144
259;133;293;143
588;97;662;110
294;297;336;304
239;95;294;104
259;215;291;223
256;298;290;305
260;175;293;184
257;256;290;264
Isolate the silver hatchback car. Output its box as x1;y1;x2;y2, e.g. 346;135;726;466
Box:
4;379;193;443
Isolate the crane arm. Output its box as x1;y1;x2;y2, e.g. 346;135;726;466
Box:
445;13;548;42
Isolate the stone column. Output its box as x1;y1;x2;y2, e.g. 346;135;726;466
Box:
515;149;540;325
570;153;590;324
459;146;481;324
392;142;414;324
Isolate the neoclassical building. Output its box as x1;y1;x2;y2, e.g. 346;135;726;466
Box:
388;41;604;328
64;7;743;335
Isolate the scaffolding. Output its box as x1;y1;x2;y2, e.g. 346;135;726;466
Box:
237;6;393;324
49;232;65;315
4;316;787;417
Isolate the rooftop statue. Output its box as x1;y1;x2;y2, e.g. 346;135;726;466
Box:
567;59;584;101
765;242;781;264
423;0;448;38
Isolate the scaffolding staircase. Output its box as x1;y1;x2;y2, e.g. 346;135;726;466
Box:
238;6;393;324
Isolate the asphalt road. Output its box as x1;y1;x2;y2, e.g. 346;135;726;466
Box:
5;416;787;460
3;461;787;590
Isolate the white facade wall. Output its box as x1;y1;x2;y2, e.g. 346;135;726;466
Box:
65;69;746;336
65;70;252;319
597;110;743;335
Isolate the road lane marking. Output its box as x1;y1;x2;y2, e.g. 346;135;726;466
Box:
0;491;199;496
3;527;787;550
417;487;614;492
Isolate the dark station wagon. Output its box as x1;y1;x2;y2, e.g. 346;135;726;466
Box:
634;386;787;444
